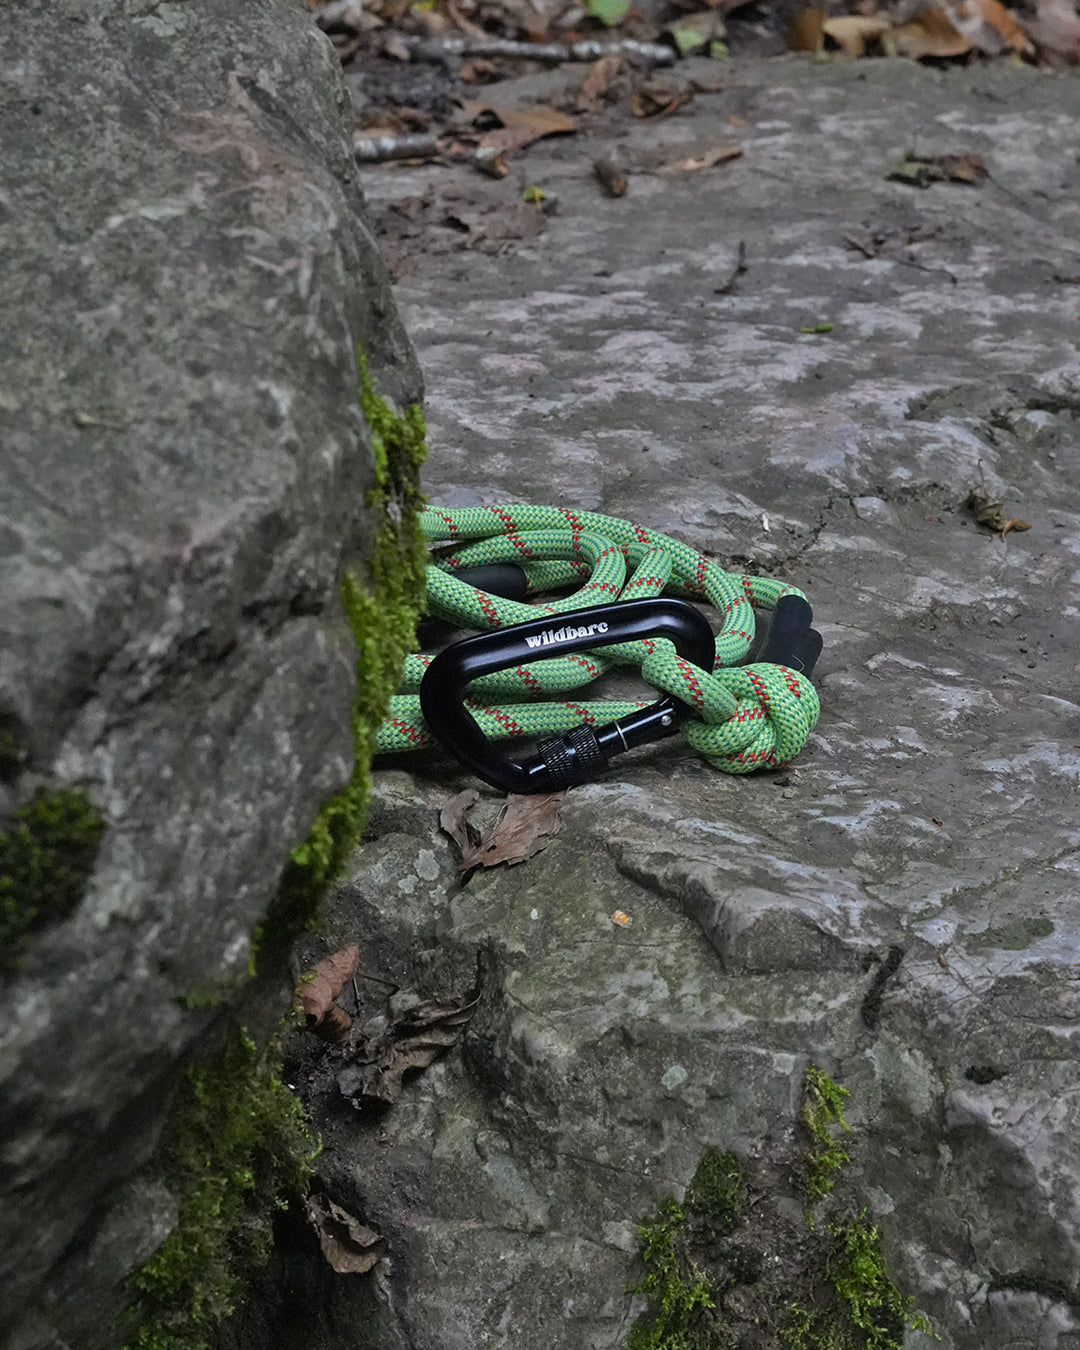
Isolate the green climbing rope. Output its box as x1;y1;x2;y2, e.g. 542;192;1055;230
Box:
377;504;820;774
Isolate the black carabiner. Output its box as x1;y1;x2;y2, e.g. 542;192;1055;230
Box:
419;597;716;793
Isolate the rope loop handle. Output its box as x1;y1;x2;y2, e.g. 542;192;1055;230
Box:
378;504;820;775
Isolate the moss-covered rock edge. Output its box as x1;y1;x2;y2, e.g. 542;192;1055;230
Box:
122;348;428;1350
626;1067;935;1349
0;787;106;975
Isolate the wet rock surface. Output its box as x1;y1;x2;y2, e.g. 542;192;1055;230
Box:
0;3;419;1346
247;54;1080;1350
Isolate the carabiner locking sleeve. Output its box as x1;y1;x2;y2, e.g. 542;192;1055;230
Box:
419;598;716;793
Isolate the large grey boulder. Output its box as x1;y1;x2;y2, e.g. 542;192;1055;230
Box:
234;56;1080;1350
0;2;421;1346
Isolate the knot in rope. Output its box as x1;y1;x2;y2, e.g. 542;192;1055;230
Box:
377;504;820;776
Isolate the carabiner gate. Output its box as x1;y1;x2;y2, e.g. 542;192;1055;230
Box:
419;597;715;794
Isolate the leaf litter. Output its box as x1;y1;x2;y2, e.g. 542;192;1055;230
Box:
295;944;361;1044
337;960;484;1106
439;787;566;873
305;1193;388;1273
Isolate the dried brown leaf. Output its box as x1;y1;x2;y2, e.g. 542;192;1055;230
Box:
578;54;626;109
305;1194;387;1274
630;78;692;119
297;945;360;1041
439;789;482;857
935;152;988;182
338;969;483;1105
894;7;973;57
458;791;566;871
951;0;1035;53
822;13;891;55
1000;517;1032;539
657;142;742;174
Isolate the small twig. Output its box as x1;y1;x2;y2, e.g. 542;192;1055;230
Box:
354;132;439;163
713;239;747;294
357;971;401;991
398;34;675;65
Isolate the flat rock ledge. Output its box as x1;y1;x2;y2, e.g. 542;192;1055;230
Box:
235;55;1080;1350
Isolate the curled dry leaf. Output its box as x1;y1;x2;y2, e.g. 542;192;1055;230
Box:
630;79;692;119
894;7;973;58
888;151;987;188
305;1193;387;1274
440;790;567;873
948;0;1035;54
822;14;891;56
577;54;626;110
657;142;742;174
297;945;360;1043
966;486;1029;538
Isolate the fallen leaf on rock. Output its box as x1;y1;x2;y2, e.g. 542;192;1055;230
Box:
630;78;692;119
935;153;988;182
949;0;1035;53
657;142;742;174
296;945;360;1043
306;1193;387;1273
478;203;550;240
894;7;973;57
822;13;891;55
887;151;987;187
577;53;625;109
439;789;482;856
966;486;1030;538
338;967;483;1105
611;910;632;927
440;790;566;872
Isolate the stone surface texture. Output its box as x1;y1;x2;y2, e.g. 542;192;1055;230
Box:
0;2;419;1346
254;56;1080;1350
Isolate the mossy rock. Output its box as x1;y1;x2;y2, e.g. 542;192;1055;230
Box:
0;787;105;975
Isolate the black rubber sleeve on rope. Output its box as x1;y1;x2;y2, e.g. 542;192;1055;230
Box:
757;596;822;679
452;564;530;603
419;597;716;794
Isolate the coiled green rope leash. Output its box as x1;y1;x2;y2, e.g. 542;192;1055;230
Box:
377;504;820;774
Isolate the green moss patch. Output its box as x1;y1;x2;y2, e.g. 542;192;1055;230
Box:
123;1031;317;1350
253;348;427;959
625;1072;932;1350
0;787;105;974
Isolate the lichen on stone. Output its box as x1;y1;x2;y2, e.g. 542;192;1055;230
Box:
0;786;105;974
